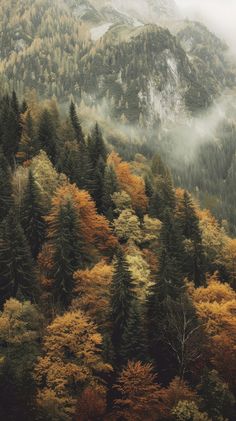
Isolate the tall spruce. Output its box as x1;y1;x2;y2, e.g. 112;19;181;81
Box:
21;170;46;259
120;299;147;365
88;124;107;211
37;109;57;163
150;173;176;221
110;249;135;365
147;211;186;380
0;210;38;307
177;191;205;285
0;92;21;164
69;101;83;143
101;163;119;219
0;148;12;222
50;201;86;308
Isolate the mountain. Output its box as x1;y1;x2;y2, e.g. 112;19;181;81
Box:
1;0;234;129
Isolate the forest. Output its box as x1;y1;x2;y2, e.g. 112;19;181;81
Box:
0;90;235;421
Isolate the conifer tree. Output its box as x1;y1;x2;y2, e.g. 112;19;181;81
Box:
37;109;57;163
50;201;86;308
0;147;12;222
69;101;83;143
1;93;21;164
76;140;95;195
120;299;147;365
150;174;176;221
177;191;205;285
110;249;135;365
21;170;46;258
17;111;38;164
0;210;38;306
101;163;119;219
88;123;107;167
147;211;187;379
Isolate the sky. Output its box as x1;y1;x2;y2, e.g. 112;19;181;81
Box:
176;0;236;53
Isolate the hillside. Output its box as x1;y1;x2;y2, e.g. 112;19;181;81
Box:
0;0;235;126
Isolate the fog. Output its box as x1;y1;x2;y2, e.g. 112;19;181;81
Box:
176;0;236;54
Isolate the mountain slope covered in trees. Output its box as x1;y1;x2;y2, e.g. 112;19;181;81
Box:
0;91;235;421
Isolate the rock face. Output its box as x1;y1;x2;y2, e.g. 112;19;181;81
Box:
0;0;235;128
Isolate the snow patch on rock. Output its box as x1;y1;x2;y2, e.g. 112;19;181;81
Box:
90;23;113;41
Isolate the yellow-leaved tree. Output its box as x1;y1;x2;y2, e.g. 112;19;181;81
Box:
34;310;112;420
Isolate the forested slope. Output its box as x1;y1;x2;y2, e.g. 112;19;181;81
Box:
0;91;235;421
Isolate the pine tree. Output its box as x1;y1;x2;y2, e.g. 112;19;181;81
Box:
76;140;95;194
177;191;205;285
50;201;86;308
101;163;119;219
120;299;147;365
37;109;57;163
0;210;38;307
0;148;12;222
69;101;84;143
147;211;186;380
93;156;106;212
16;111;38;164
150;174;176;221
88;123;107;167
0;93;21;164
110;249;135;365
21;170;46;259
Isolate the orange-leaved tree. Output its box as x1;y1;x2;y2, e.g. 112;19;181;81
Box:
191;273;236;390
113;361;161;421
108;152;148;214
34;310;112;420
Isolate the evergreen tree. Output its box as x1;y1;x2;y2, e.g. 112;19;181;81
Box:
144;174;154;199
37;109;57;163
110;249;135;365
88;123;107;167
69;101;83;143
50;201;86;308
93;156;106;212
21;170;46;259
76;140;95;195
0;93;21;164
120;299;147;365
150;174;176;221
101;163;119;219
147;211;186;380
17;111;38;164
177;191;205;285
0;210;38;307
0;147;12;222
199;370;236;421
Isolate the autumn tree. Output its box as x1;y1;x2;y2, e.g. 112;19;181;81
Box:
191;274;236;390
0;299;43;421
113;361;161;421
75;386;107;421
108;152;148;215
35;310;112;421
73;261;114;329
158;377;199;420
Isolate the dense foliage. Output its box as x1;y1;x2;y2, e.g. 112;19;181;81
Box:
0;91;235;420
